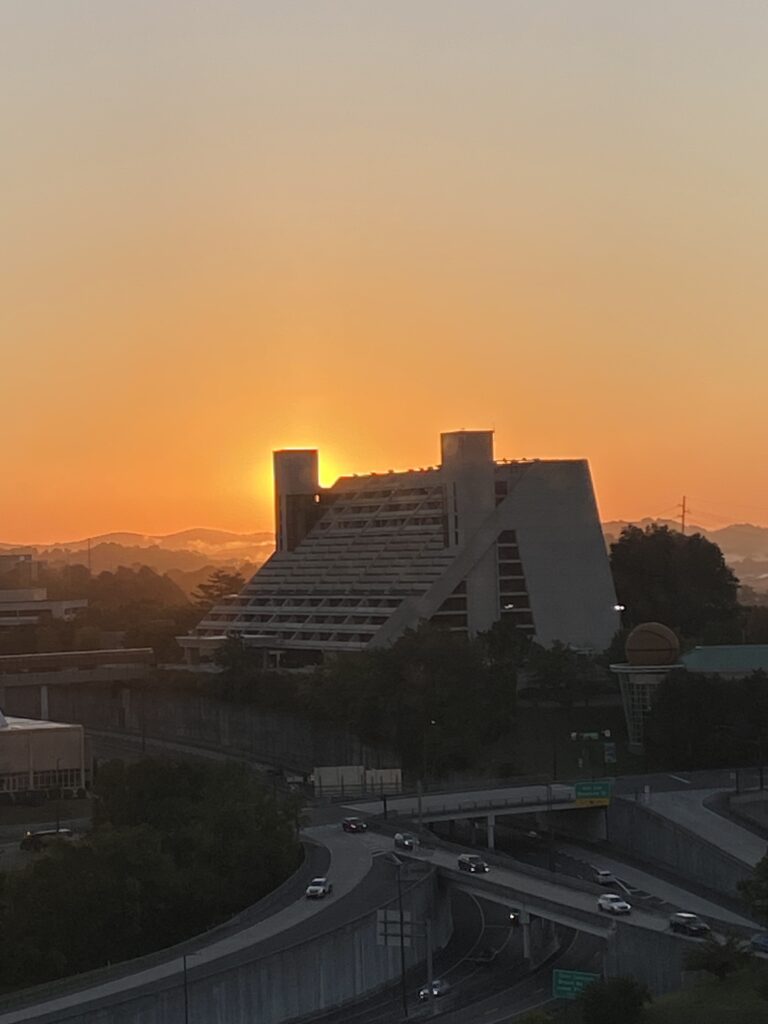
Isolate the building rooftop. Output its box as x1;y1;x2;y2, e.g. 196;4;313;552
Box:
681;645;768;676
0;716;81;732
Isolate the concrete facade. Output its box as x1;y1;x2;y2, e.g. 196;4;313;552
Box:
0;680;397;776
0;863;450;1024
0;716;86;794
0;588;86;627
182;430;618;664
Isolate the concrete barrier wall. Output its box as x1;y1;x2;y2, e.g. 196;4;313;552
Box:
608;797;751;899
13;866;451;1024
2;680;396;775
605;924;684;996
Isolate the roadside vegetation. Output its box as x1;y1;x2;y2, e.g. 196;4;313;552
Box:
0;759;301;993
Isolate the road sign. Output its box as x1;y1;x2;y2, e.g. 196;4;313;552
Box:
552;969;600;999
574;780;612;807
603;742;617;764
376;909;412;947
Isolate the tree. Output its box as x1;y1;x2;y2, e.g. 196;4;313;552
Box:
192;568;246;611
0;758;302;993
740;851;768;923
645;669;768;771
526;642;602;708
610;524;740;642
684;932;751;981
579;976;651;1024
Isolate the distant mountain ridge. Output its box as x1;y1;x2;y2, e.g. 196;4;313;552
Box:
4;520;768;591
0;529;275;580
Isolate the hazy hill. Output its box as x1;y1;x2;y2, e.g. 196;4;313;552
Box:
5;519;768;592
0;530;274;578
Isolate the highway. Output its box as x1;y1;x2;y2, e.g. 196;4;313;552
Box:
344;783;577;821
0;754;763;1024
647;788;767;866
0;825;383;1024
553;842;755;927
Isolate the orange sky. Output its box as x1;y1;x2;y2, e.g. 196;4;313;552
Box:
3;2;768;544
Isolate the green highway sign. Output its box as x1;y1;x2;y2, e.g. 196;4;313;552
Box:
574;780;612;806
552;969;600;999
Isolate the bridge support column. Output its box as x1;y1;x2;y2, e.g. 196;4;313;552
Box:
520;909;531;960
40;684;49;721
486;814;495;849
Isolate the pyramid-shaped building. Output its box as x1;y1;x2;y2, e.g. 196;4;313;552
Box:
180;431;618;666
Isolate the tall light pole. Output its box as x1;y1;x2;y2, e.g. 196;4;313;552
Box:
55;757;63;830
182;953;194;1024
395;859;409;1018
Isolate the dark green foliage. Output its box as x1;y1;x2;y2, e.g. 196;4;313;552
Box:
645;669;768;770
0;563;198;660
0;759;301;993
526;641;605;708
191;568;246;611
684;933;752;981
213;622;519;776
754;967;768;1002
740;852;768;923
579;976;651;1024
610;524;740;642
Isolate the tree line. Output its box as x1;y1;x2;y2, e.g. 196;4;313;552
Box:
0;759;301;993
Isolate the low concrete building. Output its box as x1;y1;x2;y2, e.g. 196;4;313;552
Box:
0;588;86;627
0;712;86;796
0;648;155;721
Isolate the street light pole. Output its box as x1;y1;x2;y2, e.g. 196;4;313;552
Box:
183;954;189;1024
395;861;409;1018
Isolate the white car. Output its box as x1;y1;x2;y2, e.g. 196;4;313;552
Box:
597;893;631;915
305;877;333;899
592;868;616;886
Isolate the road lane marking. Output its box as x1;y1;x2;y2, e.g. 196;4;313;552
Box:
668;775;691;784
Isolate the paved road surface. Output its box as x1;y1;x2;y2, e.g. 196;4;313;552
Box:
646;789;767;867
344;784;576;819
555;842;755;927
0;824;378;1024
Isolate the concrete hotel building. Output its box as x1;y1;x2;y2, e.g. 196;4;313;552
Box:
180;431;619;665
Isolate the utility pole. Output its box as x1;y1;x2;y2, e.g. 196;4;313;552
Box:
425;918;435;1017
183;954;189;1024
679;496;688;535
395;861;409;1018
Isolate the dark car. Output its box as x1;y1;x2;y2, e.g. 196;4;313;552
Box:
418;979;449;1001
669;912;710;937
342;817;368;833
394;832;417;850
458;854;489;873
20;828;74;852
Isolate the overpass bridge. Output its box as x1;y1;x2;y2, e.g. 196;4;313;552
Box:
344;781;608;847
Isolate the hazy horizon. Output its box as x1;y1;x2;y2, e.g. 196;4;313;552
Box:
4;2;768;541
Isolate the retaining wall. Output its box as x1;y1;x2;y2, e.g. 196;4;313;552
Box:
1;680;395;775
2;862;450;1024
607;796;751;899
605;924;685;995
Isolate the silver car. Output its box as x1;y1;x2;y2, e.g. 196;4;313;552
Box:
305;877;333;899
597;893;631;915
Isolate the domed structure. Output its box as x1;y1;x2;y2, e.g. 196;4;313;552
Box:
625;622;680;667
